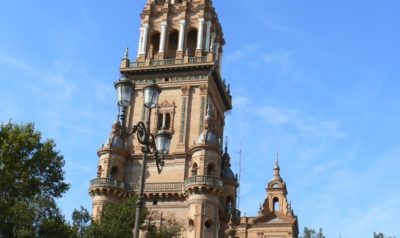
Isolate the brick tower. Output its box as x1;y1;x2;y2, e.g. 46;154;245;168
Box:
89;0;240;237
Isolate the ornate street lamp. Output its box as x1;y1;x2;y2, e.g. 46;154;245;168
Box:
114;74;171;238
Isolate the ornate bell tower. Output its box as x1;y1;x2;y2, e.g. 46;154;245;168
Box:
236;159;299;238
89;0;240;237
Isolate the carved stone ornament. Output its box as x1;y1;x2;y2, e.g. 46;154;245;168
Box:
199;84;208;94
159;100;175;108
181;85;189;96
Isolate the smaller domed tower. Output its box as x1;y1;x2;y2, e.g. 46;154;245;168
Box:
263;158;289;215
220;142;240;238
185;112;239;238
89;122;129;220
237;158;299;238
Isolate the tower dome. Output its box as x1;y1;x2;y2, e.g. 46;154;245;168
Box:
102;121;125;149
221;143;236;180
196;114;218;145
197;130;218;144
270;157;283;183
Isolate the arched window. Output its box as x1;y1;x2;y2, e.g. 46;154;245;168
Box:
165;113;171;129
110;166;118;179
97;165;103;177
226;196;233;216
188;219;194;231
273;197;280;212
207;163;214;176
157;113;163;130
167;30;179;58
191;163;198;176
204;219;213;230
149;32;161;59
186;29;197;57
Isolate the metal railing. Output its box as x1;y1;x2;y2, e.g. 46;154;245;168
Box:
125;182;183;192
90;178;125;189
130;61;146;67
90;178;183;193
184;175;223;189
129;56;208;68
151;58;176;66
188;56;207;64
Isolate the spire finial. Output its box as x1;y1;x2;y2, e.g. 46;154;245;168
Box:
123;46;129;59
272;152;281;179
275;152;280;168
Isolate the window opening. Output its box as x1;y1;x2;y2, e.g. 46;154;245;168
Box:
207;163;214;176
191;163;198;176
110;166;118;179
150;32;161;59
165;113;171;129
273;197;280;212
157;113;163;130
167;31;179;58
187;29;197;57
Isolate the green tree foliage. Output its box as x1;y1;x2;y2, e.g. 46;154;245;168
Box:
300;227;325;238
85;197;138;238
84;197;181;238
71;206;91;237
143;214;182;238
0;122;181;237
0;122;70;237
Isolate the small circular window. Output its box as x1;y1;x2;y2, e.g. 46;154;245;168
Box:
204;219;213;230
272;183;281;188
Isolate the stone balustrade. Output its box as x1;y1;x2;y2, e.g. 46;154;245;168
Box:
89;178;184;194
129;56;208;68
184;175;224;190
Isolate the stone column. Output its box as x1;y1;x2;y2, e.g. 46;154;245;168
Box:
178;20;186;51
176;20;186;58
196;18;205;50
162;114;166;129
210;32;216;52
140;23;149;55
159;21;168;53
205;21;212;52
137;27;144;58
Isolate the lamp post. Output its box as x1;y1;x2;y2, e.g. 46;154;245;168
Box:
114;75;171;238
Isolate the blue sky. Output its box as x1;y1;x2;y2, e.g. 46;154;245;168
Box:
1;0;399;237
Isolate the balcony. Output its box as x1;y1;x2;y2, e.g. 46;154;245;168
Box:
129;56;208;69
90;178;125;190
184;175;223;192
89;178;184;197
125;182;184;193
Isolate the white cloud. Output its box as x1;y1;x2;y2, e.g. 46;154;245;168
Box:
261;50;306;83
256;104;346;140
225;44;259;63
298;144;400;237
